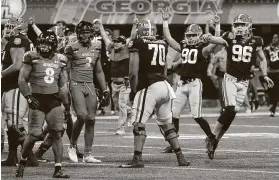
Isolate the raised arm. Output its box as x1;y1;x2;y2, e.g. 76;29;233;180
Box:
95;19;112;50
160;8;180;52
30;16;42;37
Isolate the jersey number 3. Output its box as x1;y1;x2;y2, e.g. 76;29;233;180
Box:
44;67;55;84
149;44;165;66
232;45;253;62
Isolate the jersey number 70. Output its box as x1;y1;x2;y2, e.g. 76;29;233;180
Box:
148;44;165;66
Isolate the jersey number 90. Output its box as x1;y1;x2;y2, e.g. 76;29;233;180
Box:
232;45;253;62
149;44;165;66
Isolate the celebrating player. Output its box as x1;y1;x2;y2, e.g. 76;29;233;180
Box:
160;8;228;154
65;21;109;163
209;14;274;159
264;34;279;117
1;18;38;167
120;19;190;168
16;31;70;178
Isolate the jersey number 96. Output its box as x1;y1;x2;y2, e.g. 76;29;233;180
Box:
232;45;253;62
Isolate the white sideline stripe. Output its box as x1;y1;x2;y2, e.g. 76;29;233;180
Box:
96;121;279;128
59;144;279;154
46;162;279;175
95;112;272;120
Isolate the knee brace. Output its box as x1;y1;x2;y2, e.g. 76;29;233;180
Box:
218;106;237;131
159;123;178;141
133;122;147;137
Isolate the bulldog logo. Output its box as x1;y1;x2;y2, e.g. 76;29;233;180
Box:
1;0;27;24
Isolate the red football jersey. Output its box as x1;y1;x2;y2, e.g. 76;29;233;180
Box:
64;41;100;83
23;52;67;94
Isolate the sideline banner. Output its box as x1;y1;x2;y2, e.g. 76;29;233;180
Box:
1;0;279;24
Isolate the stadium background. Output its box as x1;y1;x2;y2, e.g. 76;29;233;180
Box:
2;0;279;100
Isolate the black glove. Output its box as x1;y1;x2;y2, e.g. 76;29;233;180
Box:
25;95;39;110
129;92;136;102
100;90;110;107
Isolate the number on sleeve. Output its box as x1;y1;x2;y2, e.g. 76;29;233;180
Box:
148;44;165;66
232;45;253;62
270;50;279;62
44;67;55;84
181;48;198;64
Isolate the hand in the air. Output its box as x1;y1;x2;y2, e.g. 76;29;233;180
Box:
29;16;35;25
212;12;220;24
264;76;274;88
25;95;39;110
159;7;172;21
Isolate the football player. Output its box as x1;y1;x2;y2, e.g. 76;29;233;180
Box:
15;31;70;178
29;18;83;162
160;8;228;154
209;14;274;159
264;34;279;117
120;19;190;168
65;21;109;163
1;18;38;167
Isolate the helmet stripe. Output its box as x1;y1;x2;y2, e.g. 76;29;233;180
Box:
147;20;151;36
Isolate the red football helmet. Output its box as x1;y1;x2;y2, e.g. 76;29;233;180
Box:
137;20;157;39
184;24;203;45
232;14;252;39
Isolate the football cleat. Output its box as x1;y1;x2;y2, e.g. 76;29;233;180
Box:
161;146;173;153
115;128;125;135
119;155;144;168
207;138;219;160
53;170;70;178
270;111;275;117
67;146;78;163
15;160;26;178
205;134;216;158
176;151;190;166
82;155;101;163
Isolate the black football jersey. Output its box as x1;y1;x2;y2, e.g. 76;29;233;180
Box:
2;34;32;92
176;41;208;79
129;38;168;91
264;45;279;70
223;32;263;79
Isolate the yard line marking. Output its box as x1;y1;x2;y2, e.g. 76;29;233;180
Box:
96;121;279;128
38;162;279;175
146;166;279;175
94;112;272;120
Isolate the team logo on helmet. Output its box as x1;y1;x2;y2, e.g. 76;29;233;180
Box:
1;0;27;24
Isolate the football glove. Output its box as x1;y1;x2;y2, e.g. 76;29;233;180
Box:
100;90;110;107
25;95;39;110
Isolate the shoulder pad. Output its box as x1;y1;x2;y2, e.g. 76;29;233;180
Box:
91;41;102;50
23;51;39;65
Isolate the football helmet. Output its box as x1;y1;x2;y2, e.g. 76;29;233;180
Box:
13;19;28;35
75;21;93;46
184;24;203;45
49;25;66;50
36;30;58;58
232;14;252;39
137;20;157;39
2;17;18;38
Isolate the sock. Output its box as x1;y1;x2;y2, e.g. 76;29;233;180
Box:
134;151;142;156
195;117;213;136
55;164;62;172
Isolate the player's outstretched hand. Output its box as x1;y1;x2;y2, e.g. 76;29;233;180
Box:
159;7;171;21
212;12;220;24
133;14;139;25
25;95;39;110
264;76;274;88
